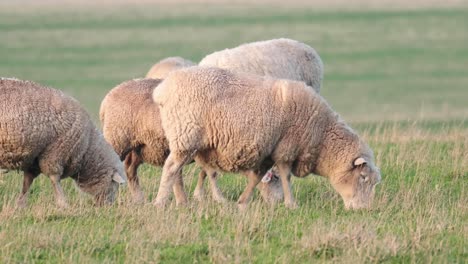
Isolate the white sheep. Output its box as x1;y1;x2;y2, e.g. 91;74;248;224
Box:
100;78;283;204
199;38;324;92
100;78;228;204
199;38;324;203
146;57;195;79
152;67;381;210
0;78;127;208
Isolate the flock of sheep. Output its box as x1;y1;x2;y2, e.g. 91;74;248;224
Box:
0;38;381;210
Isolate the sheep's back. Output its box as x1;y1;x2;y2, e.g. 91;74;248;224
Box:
156;67;287;171
199;38;323;91
146;57;195;79
0;78;85;170
101;78;166;163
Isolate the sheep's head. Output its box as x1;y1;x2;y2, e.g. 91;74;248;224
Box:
77;170;126;206
331;156;381;210
257;168;284;204
98;171;126;205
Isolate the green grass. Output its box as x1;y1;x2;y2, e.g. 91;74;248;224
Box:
0;2;467;263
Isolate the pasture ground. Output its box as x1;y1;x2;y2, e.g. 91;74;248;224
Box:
0;1;466;263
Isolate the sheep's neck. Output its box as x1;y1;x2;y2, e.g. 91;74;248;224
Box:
314;120;359;180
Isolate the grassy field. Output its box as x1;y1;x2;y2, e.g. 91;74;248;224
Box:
0;1;467;263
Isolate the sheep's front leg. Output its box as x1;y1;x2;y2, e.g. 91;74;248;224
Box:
237;170;262;210
124;151;145;204
153;152;188;208
50;174;68;208
16;170;39;208
276;163;297;209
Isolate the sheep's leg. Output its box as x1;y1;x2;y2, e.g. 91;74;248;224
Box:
237;170;262;210
172;171;188;206
16;170;39;208
153;152;189;208
207;170;226;203
276;163;297;209
193;169;207;201
194;168;226;203
50;174;68;208
124;151;145;204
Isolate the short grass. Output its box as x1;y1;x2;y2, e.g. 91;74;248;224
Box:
0;2;467;263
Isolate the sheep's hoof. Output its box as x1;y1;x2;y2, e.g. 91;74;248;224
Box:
193;189;205;202
174;193;188;206
16;197;27;209
193;195;204;203
132;193;146;205
57;200;69;209
133;198;145;205
153;199;168;208
212;195;227;204
237;202;248;212
285;201;298;209
175;199;188;207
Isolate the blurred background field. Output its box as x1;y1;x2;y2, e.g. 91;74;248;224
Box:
0;1;466;263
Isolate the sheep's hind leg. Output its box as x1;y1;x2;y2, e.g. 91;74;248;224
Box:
194;168;226;203
172;170;188;206
16;170;39;208
193;169;207;202
207;170;226;203
124;151;145;204
50;174;68;208
237;170;262;210
276;163;298;209
153;152;190;208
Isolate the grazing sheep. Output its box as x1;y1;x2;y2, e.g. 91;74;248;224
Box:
199;38;324;203
100;79;226;204
152;67;381;209
146;57;195;79
0;78;127;208
100;78;281;204
199;38;324;92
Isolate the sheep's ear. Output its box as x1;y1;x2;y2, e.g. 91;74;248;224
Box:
353;157;367;167
112;172;126;184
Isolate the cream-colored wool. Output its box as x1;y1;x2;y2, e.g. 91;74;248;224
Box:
199;38;324;92
146;57;195;79
100;78;227;204
0;78;126;208
153;67;380;209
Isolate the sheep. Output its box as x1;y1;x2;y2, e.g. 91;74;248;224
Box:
0;78;127;208
152;67;381;210
146;57;195;79
100;78;282;204
100;78;222;204
199;38;324;203
199;38;324;93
